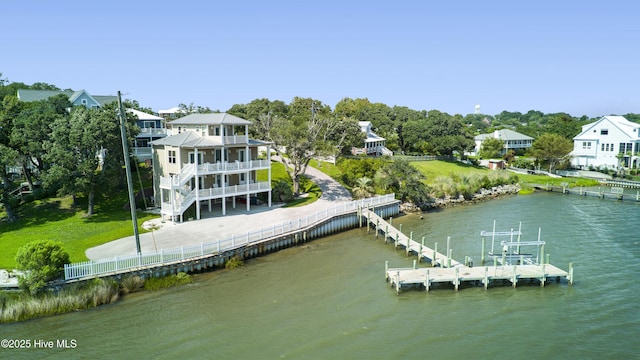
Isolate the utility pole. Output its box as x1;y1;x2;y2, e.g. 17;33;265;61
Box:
117;91;141;254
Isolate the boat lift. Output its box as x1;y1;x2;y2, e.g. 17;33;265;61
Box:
480;220;545;266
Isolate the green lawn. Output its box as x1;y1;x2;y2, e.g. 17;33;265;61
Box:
411;160;600;188
410;160;489;184
309;159;342;180
257;160;321;207
0;195;157;269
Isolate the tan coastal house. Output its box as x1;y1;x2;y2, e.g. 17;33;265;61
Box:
151;113;272;222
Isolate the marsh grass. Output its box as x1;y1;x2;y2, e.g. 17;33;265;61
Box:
120;275;145;294
0;279;119;323
225;256;244;269
143;272;193;291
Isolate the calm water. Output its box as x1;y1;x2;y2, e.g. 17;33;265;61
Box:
2;193;639;359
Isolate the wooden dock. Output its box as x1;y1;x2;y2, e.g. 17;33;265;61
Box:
359;208;574;293
385;262;573;294
361;208;461;267
534;184;640;202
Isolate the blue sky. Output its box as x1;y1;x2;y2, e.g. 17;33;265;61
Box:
3;1;639;117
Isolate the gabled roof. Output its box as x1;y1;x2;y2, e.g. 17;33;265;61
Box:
475;129;533;141
17;89;74;102
169;113;251;126
16;89;117;106
127;108;163;121
151;131;222;148
574;116;640;140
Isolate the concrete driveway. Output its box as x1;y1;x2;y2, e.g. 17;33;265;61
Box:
86;164;352;259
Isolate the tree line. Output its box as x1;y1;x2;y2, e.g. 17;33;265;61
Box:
3;72;640;221
0;74;139;222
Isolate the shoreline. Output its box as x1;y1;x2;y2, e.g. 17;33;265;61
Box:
400;184;522;213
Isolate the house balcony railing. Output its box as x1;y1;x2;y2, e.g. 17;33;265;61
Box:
138;128;167;136
196;159;270;174
159;160;270;189
223;135;249;144
131;147;152;159
160;181;271;215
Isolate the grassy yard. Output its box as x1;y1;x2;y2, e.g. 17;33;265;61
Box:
410;160;489;184
257;160;321;207
0;195;157;269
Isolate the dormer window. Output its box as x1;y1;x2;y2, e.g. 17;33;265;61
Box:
600;129;608;135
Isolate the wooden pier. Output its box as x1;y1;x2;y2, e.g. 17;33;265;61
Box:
384;261;573;294
360;208;460;267
358;209;574;293
534;184;640;202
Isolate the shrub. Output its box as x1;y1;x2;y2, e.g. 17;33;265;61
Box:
15;240;70;296
272;179;294;202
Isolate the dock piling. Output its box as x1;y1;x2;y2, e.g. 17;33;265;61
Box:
568;262;574;285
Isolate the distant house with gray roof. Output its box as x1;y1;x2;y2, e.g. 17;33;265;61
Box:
17;89;117;109
150;113;273;223
472;129;534;156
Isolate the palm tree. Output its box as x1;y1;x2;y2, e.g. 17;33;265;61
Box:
352;177;373;199
272;179;293;202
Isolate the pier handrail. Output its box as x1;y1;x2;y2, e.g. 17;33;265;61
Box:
64;193;398;281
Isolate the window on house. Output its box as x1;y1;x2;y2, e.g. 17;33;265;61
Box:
601;144;605;151
626;143;633;153
619;143;626;153
168;150;176;164
601;129;608;135
188;152;203;164
582;142;591;149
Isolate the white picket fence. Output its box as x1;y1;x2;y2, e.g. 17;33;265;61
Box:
64;194;398;281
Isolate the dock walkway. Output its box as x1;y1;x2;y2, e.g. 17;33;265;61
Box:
361;208;460;267
359;208;574;293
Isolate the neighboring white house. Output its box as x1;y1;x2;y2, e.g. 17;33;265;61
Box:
351;121;393;156
571;115;640;170
158;107;187;120
472;129;534;156
151;113;272;223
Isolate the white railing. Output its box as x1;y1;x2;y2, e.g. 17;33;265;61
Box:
160;181;273;215
197;159;270;173
139;128;167;136
160;160;270;189
131;147;152;158
223;135;249;144
64;194;398;280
